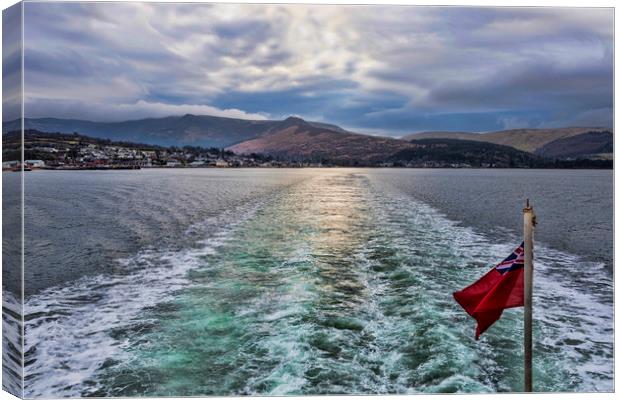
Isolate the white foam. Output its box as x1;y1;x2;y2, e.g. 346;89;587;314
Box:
363;176;613;392
22;198;268;398
2;290;23;396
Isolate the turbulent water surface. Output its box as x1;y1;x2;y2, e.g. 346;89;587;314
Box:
2;168;613;396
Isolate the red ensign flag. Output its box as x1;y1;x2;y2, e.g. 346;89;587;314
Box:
453;244;525;339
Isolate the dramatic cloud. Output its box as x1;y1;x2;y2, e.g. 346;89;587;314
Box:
3;3;22;122
18;2;613;135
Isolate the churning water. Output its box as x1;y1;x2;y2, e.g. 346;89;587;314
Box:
2;168;613;396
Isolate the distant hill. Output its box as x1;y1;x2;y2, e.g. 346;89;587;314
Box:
403;127;612;153
535;131;613;159
1;129;273;167
3;129;163;151
2;115;352;149
228;117;412;164
401;131;478;141
3;114;612;167
391;138;543;167
3;129;162;165
4;127;611;169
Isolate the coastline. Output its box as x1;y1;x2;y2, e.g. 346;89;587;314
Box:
3;164;614;172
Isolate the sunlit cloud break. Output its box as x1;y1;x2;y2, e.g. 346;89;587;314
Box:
12;2;614;136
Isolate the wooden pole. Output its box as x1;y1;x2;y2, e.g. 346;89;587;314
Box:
523;199;535;392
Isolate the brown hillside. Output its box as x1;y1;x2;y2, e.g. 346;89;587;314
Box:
403;127;611;153
228;122;413;162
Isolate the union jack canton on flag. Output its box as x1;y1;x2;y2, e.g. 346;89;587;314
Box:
453;243;526;339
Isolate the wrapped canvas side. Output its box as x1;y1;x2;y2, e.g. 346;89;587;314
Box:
2;2;24;398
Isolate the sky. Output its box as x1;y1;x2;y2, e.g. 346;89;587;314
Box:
5;2;614;136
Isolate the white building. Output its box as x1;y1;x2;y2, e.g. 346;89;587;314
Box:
25;160;45;168
215;159;229;167
2;161;19;170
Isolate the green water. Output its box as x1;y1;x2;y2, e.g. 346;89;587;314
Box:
21;170;613;396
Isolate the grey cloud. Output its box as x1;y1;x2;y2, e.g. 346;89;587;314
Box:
539;107;613;128
428;61;612;112
3;3;22;122
15;2;614;132
214;19;272;40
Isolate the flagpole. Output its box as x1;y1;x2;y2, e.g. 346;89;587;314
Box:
523;199;535;392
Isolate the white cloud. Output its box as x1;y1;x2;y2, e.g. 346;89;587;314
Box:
498;116;531;130
24;99;269;122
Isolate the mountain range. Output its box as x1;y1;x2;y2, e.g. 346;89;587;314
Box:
2;115;613;163
2;115;350;149
402;127;612;153
227;117;413;164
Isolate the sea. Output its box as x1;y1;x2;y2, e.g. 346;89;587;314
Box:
1;168;614;396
